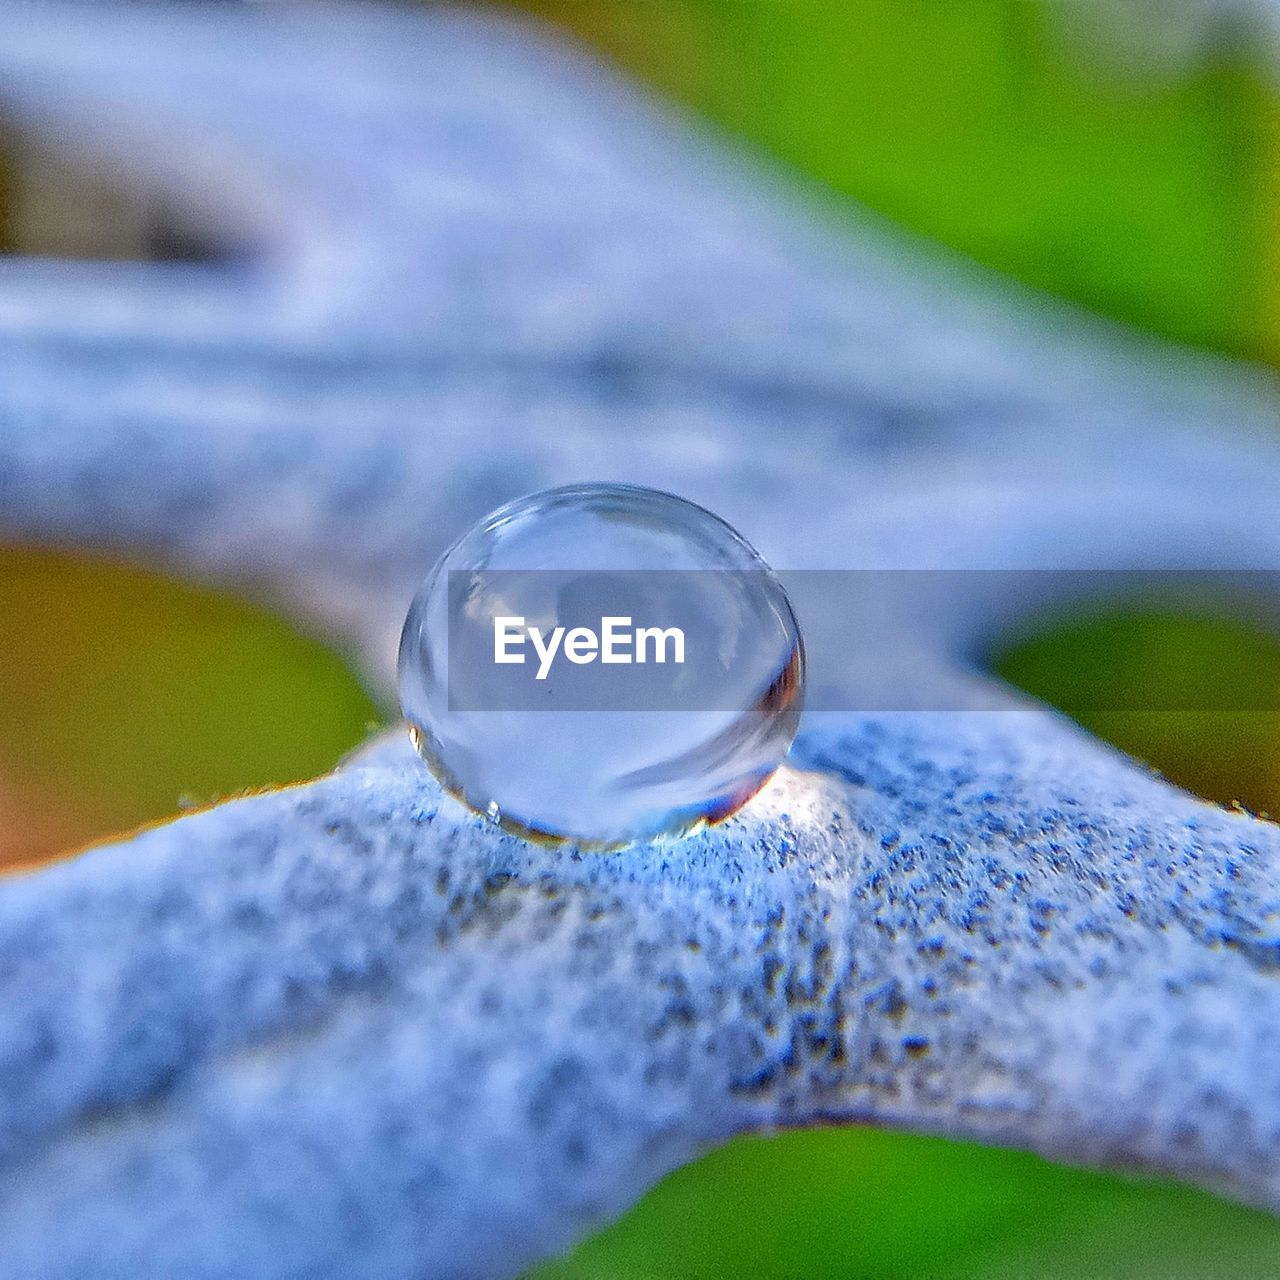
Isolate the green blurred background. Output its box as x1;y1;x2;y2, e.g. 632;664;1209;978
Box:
4;0;1280;1274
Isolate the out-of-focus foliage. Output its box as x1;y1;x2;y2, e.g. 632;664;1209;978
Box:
0;549;384;870
997;609;1280;816
530;1126;1280;1279
0;130;215;261
512;0;1270;359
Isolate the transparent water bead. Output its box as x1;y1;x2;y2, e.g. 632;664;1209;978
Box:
398;483;804;847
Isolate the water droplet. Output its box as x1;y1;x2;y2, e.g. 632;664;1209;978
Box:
398;483;804;848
